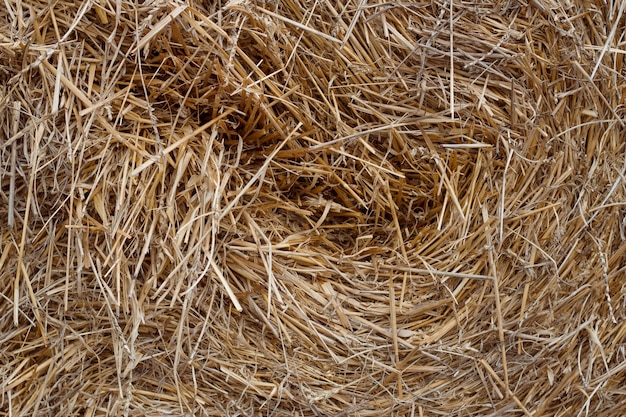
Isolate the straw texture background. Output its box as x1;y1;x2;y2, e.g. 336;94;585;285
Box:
1;0;626;415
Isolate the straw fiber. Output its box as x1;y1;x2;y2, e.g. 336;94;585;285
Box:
1;0;626;415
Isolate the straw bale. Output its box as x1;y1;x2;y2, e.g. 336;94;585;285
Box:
1;0;625;415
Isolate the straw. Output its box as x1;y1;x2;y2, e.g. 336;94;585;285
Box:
1;0;625;415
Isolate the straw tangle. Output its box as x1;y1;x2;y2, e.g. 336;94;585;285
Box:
1;0;625;415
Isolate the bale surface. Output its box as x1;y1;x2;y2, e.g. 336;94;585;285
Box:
1;0;626;416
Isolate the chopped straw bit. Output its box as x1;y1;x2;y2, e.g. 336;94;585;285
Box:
1;0;626;416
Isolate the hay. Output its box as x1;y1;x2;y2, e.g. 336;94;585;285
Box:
1;0;625;415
